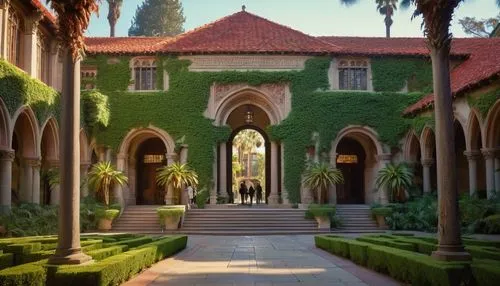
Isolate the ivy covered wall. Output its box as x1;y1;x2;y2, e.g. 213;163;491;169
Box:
81;55;432;203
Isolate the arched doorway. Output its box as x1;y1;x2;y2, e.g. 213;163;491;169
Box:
136;138;166;205
335;138;366;204
404;131;423;194
40;118;59;205
454;120;469;195
228;126;269;204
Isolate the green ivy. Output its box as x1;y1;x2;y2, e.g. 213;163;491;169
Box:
0;60;59;125
371;58;433;93
410;114;435;137
468;88;500;117
87;55;131;92
81;90;110;136
87;56;425;203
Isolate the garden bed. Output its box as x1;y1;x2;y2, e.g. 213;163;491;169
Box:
315;234;500;286
0;234;188;285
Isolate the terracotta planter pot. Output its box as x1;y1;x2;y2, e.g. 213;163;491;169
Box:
376;215;388;229
98;218;113;231
163;216;181;230
315;216;331;229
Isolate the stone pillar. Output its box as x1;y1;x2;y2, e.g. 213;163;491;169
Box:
48;52;91;265
23;13;42;77
0;149;14;213
164;153;177;205
19;158;33;202
0;0;10;59
378;153;391;204
421;158;434;194
268;142;280;205
210;147;217;205
80;162;91;198
26;158;42;204
179;146;188;164
328;152;338;204
48;40;60;91
495;155;500;194
46;160;60;205
280;143;289;204
113;155;126;206
218;143;227;199
464;151;480;196
482;148;496;199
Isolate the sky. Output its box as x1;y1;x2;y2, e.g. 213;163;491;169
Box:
82;0;499;38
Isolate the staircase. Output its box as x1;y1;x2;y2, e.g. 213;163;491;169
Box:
112;205;163;234
111;206;325;235
334;205;382;233
181;208;324;235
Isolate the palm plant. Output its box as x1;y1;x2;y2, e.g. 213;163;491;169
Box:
107;0;123;37
375;163;413;202
341;0;400;38
303;161;344;204
87;162;128;206
156;162;199;204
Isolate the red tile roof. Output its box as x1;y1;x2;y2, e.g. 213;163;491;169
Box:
404;38;500;114
85;37;173;54
30;0;57;28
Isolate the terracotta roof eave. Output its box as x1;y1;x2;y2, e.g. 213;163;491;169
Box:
85;50;332;56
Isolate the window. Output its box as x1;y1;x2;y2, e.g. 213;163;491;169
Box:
37;33;50;83
338;60;368;90
81;66;97;90
133;59;157;90
7;7;24;67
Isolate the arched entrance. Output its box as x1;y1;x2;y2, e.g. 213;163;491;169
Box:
228;125;269;204
454;120;469;195
136;138;166;205
404;131;423;194
40;118;59;205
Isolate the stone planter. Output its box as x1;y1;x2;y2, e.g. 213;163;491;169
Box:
163;215;182;230
315;216;331;229
98;218;113;231
375;215;388;229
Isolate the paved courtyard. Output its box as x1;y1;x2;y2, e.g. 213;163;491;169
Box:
124;235;399;286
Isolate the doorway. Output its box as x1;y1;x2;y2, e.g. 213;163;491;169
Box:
136;138;166;205
336;138;366;204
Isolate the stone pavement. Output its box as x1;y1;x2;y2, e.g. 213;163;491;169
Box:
123;235;400;286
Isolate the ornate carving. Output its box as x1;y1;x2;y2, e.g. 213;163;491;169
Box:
212;83;287;106
182;55;310;71
463;150;480;161
260;83;286;105
0;150;15;161
25;158;42;168
481;148;498;159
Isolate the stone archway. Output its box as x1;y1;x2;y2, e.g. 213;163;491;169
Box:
40;117;59;205
454;120;469;195
420;127;437;193
0;98;13;210
0;98;9;149
403;131;423;193
11;107;40;204
483;100;500;196
212;85;286;205
464;111;486;195
331;126;385;204
117;126;176;205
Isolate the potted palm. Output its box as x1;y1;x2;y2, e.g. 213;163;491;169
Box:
157;207;185;230
303;161;344;229
87;161;128;231
375;163;413;203
156;162;199;205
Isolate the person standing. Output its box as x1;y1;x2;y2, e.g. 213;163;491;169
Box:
249;185;255;206
187;185;194;206
256;183;263;204
239;182;246;205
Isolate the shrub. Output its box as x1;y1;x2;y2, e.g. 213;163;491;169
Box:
95;209;120;221
86;245;128;261
6;243;42;255
306;204;336;218
0;253;13;270
371;207;392;217
466;246;500;261
483;214;500;234
356;236;416;252
195;188;209;209
157;208;185;226
393;238;437;255
347;240;371;266
385;195;438;232
0;264;46;286
105;237;153;248
137;235;188;261
472;260;500;286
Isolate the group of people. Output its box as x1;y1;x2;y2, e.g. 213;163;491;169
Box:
238;182;263;205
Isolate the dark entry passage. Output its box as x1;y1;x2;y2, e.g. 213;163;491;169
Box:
336;138;365;204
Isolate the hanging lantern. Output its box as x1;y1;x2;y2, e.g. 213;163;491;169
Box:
244;105;254;124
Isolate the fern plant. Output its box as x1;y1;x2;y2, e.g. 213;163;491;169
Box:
87;161;128;206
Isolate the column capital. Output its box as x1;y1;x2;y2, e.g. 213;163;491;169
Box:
421;158;435;167
0;149;14;161
0;0;11;10
46;160;60;168
80;161;91;167
481;148;499;159
377;153;391;162
116;153;128;160
24;13;43;35
25;157;42;168
166;153;178;161
463;150;481;161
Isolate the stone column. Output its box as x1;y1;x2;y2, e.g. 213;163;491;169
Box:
378;153;392;204
0;149;14;213
495;154;500;194
268;142;280;205
46;160;60;205
0;0;10;59
23;13;42;77
218;143;227;199
19;158;33;202
464;151;480;196
280;143;289;204
421;158;434;194
80;162;91;198
482;148;496;199
113;155;127;206
48;52;91;265
328;152;338;204
210;147;217;205
164;153;177;205
27;158;41;204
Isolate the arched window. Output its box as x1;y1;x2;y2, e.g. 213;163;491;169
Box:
7;7;24;67
338;59;368;90
37;32;50;83
133;59;157;91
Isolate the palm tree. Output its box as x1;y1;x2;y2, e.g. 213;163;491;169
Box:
46;0;99;265
87;162;128;206
107;0;123;37
156;162;199;204
303;161;344;204
340;0;399;38
375;163;413;202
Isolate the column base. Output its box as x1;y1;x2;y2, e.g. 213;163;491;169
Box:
431;245;471;261
268;195;280;205
48;249;93;265
210;195;217;205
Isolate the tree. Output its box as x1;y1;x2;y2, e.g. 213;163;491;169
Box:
375;163;413;202
46;0;99;265
459;14;500;38
128;0;185;36
303;161;344;204
107;0;123;37
156;162;198;204
341;0;400;38
87;162;128;206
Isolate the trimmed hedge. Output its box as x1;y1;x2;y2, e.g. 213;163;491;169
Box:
0;264;46;286
371;207;392;217
137;235;188;261
472;259;500;286
105;237;153;248
86;245;128;261
6;243;42;255
0;253;13;270
466;246;500;261
347;240;372;266
356;236;416;252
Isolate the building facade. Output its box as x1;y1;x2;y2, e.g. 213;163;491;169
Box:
0;2;499;211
